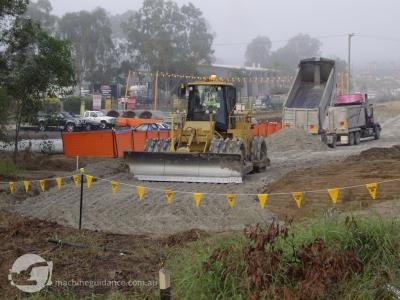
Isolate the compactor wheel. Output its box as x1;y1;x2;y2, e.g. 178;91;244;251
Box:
250;137;269;172
209;138;244;155
144;138;171;152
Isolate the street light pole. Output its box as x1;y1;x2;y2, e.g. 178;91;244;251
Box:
347;33;354;95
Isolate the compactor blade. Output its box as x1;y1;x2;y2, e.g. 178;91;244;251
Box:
124;152;247;183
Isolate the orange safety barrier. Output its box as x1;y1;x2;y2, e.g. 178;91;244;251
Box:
132;131;147;152
146;131;159;139
159;131;170;139
116;117;128;127
251;124;259;136
266;122;277;136
125;118;162;128
251;122;283;137
62;123;283;158
62;131;116;157
258;123;268;137
114;130;134;158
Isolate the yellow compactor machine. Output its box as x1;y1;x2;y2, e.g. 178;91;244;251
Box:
124;76;269;183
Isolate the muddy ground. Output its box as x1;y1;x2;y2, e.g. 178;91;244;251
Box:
0;100;400;297
0;210;208;298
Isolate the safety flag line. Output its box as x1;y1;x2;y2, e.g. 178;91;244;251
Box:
1;174;399;200
91;175;399;197
0;174;80;185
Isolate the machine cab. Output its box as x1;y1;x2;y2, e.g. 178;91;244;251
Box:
185;79;236;132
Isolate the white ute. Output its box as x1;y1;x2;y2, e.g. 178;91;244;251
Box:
83;111;116;129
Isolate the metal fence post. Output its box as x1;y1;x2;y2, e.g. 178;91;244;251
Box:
78;168;84;230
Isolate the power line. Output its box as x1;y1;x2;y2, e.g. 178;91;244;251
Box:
356;34;400;43
214;34;348;47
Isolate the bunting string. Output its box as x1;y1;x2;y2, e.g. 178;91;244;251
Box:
1;174;399;209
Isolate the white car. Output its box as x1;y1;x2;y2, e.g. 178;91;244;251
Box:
83;111;116;129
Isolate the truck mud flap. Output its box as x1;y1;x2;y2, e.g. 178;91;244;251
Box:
124;151;246;183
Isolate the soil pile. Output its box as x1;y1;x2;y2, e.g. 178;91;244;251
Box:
266;128;329;153
347;145;400;161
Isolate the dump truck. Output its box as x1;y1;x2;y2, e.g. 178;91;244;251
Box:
282;57;337;147
124;76;269;183
324;93;381;146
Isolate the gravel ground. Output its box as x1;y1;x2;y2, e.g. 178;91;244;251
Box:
1;101;400;235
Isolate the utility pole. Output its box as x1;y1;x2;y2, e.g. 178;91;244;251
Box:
347;33;354;95
124;70;131;111
154;71;159;110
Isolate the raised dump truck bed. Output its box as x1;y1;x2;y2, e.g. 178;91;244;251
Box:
283;57;336;137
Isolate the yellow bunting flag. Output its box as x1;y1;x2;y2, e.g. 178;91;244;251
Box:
24;181;30;193
39;180;46;192
366;183;378;200
257;194;268;208
227;194;236;208
193;193;202;207
165;190;173;204
86;175;93;189
8;182;14;193
327;188;339;204
292;192;303;209
111;181;119;195
136;186;145;201
72;175;79;187
56;177;62;190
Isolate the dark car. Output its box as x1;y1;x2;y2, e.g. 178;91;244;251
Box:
132;122;171;132
35;112;89;132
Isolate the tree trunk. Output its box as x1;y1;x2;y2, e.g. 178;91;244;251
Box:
13;110;21;164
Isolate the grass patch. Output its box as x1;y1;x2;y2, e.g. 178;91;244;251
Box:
0;158;18;178
168;216;400;299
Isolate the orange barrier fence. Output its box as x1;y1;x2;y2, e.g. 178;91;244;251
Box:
116;117;162;128
62;131;116;157
251;122;282;137
62;122;282;158
114;130;134;158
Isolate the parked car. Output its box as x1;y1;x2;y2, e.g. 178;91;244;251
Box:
35;112;88;132
83;111;116;129
132;122;171;132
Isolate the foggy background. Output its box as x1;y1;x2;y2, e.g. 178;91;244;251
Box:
49;0;400;67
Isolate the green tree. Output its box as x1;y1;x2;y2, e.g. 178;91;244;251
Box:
25;0;58;34
245;36;272;68
0;88;11;139
122;0;214;74
1;18;75;162
270;34;321;70
0;0;27;18
58;8;118;97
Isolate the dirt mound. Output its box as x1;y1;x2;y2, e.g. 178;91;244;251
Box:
0;210;205;298
167;229;209;246
266;128;329;153
347;145;400;161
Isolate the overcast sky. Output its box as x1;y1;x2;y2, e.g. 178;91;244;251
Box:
49;0;400;67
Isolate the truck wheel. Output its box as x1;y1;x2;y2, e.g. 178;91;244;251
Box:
374;126;380;140
99;121;107;129
329;136;337;149
85;123;91;131
354;131;361;145
65;123;75;132
38;122;46;132
349;132;355;146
